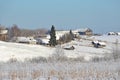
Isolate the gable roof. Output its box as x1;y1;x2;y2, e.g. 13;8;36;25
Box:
0;25;8;34
74;28;92;32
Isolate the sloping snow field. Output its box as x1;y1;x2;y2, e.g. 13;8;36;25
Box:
0;41;54;62
91;35;120;43
0;35;120;80
0;35;119;62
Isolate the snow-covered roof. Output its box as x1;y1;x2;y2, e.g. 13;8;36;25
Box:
74;28;92;32
46;30;69;40
0;25;8;34
0;30;8;34
117;32;120;35
46;28;92;41
41;38;49;44
108;32;120;35
16;37;36;43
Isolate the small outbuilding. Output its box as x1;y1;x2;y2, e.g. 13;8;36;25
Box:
15;37;37;44
36;38;49;45
108;32;117;35
117;32;120;36
64;46;75;50
92;40;106;48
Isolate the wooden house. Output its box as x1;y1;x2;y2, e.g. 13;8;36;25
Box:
77;28;93;35
0;27;8;41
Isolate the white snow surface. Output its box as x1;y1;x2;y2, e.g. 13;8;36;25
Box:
62;39;111;61
0;35;119;62
91;35;120;43
0;41;54;62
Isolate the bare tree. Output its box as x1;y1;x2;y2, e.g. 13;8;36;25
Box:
58;30;74;44
49;45;67;62
10;24;21;38
20;28;48;37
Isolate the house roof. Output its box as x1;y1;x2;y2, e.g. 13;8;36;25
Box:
74;28;92;32
17;37;36;42
0;26;8;34
0;30;8;34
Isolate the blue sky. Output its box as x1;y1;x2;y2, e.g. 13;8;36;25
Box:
0;0;120;33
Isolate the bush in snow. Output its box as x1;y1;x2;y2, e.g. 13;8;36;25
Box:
7;57;18;63
49;45;67;62
68;57;85;62
112;39;120;61
28;57;47;63
91;57;102;62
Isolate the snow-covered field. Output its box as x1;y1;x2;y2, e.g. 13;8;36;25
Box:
0;41;55;62
0;35;120;62
0;35;120;80
91;35;120;43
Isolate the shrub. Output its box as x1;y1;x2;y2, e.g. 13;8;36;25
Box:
8;58;18;63
48;45;67;62
28;57;47;63
59;33;74;44
112;39;120;61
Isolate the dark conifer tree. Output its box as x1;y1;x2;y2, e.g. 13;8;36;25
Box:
69;29;74;40
49;25;57;46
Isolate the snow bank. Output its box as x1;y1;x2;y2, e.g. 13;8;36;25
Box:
91;35;120;43
0;41;54;62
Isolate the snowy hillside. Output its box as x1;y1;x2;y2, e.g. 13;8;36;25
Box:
1;35;119;62
91;35;120;43
0;41;54;62
0;35;120;80
62;39;112;61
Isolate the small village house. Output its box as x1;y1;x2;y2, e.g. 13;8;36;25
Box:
108;32;117;35
76;28;93;35
36;38;49;45
0;26;8;41
108;32;120;36
117;32;120;36
55;28;93;40
14;37;37;44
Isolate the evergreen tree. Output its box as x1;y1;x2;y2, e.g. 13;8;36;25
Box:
49;25;57;46
69;29;74;40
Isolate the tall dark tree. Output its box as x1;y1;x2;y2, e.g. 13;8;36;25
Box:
69;29;74;40
49;25;57;46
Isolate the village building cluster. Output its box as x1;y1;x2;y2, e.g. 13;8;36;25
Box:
108;32;120;36
1;24;118;48
0;25;93;45
0;24;119;48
